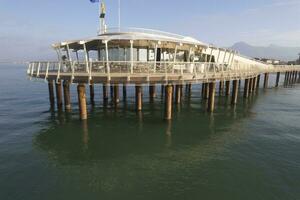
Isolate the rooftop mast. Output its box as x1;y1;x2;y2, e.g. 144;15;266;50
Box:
118;0;121;31
99;1;107;34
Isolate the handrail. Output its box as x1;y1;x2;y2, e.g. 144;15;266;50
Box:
27;61;300;83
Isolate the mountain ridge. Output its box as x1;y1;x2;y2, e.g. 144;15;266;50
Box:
230;42;300;61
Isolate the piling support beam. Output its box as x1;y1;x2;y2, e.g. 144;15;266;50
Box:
186;84;192;96
55;80;63;110
202;83;209;99
110;85;114;99
77;84;87;120
291;71;295;84
249;78;253;93
284;72;289;85
219;81;224;95
253;76;257;92
165;84;173;120
175;85;181;104
208;82;216;112
293;71;296;83
135;85;143;111
294;71;298;83
103;84;109;102
89;83;95;105
231;80;239;105
256;75;261;89
264;73;269;89
288;71;293;84
244;79;249;98
123;84;127;101
113;84;120;104
63;80;71;111
225;81;230;96
201;83;205;97
275;72;280;87
149;85;156;102
180;85;183;99
161;85;165;98
48;80;55;109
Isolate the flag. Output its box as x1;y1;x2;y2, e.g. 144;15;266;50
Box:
90;0;99;3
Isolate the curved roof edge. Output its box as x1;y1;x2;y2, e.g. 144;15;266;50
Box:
52;27;209;48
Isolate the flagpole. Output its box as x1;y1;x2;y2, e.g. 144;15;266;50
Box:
118;0;121;32
99;1;102;34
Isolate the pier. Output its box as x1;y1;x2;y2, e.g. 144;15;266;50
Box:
27;29;300;120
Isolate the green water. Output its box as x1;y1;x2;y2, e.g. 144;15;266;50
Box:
0;65;300;200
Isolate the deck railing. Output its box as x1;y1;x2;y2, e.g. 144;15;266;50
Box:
27;61;300;82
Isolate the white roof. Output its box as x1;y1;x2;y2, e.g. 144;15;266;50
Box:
53;28;208;49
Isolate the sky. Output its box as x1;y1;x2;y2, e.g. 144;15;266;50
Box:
0;0;300;62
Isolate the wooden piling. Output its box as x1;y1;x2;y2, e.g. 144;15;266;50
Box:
264;73;269;88
161;85;165;98
291;71;294;84
89;83;95;105
149;85;156;101
123;84;127;101
206;83;210;99
175;85;181;104
187;84;192;96
63;80;71;111
110;85;114;99
293;71;297;83
180;85;183;98
208;82;216;112
113;84;119;104
249;78;253;93
225;81;230;96
135;85;143;111
102;84;109;102
219;81;224;95
244;79;249;98
231;80;239;105
275;72;280;87
284;72;289;85
48;80;55;109
55;80;63;109
77;84;87;120
288;71;293;84
253;76;257;92
165;84;173;120
256;75;261;88
201;83;205;97
293;71;296;83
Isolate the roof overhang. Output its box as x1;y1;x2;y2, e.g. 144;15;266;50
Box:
53;30;209;51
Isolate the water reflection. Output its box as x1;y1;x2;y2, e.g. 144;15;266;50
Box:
165;120;172;148
34;93;259;165
82;120;89;151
